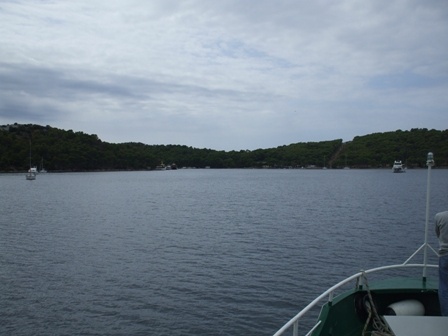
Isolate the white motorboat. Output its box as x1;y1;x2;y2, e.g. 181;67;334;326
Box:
392;160;406;173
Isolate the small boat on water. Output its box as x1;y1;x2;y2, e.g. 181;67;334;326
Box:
155;162;178;170
392;160;406;173
155;164;166;170
26;141;37;180
273;153;447;336
40;157;47;173
26;170;36;180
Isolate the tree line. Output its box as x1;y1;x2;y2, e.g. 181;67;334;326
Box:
0;124;447;172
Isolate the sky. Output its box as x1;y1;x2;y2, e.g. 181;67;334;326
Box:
1;0;447;151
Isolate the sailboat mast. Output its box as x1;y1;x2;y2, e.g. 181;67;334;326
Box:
29;140;32;168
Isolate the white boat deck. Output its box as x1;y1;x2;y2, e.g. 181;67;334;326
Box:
383;315;448;336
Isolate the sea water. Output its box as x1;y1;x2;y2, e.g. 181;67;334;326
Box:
1;168;447;335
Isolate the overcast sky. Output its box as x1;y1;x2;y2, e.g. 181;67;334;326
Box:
1;0;447;151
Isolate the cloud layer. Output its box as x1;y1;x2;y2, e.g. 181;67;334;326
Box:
1;0;447;150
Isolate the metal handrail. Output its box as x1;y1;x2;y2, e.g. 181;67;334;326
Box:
273;262;439;336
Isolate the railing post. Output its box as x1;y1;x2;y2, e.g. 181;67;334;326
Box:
293;320;298;336
423;152;434;280
357;272;363;289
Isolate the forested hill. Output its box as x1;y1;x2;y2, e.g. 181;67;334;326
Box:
0;124;447;171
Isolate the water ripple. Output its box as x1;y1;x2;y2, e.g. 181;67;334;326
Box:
0;169;445;335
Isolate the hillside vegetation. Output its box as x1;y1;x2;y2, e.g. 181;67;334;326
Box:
0;124;447;172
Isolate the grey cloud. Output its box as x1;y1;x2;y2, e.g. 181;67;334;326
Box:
0;63;136;99
0;93;63;122
0;62;264;101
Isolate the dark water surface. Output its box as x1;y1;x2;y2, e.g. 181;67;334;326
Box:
1;169;447;335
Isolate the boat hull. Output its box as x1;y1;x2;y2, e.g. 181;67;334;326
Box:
312;277;439;336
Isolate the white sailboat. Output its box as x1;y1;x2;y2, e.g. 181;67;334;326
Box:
40;157;47;173
26;141;36;180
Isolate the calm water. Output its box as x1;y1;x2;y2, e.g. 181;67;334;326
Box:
1;168;447;335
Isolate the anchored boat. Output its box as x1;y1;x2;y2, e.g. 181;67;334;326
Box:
274;153;447;336
392;160;406;173
26;140;37;180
